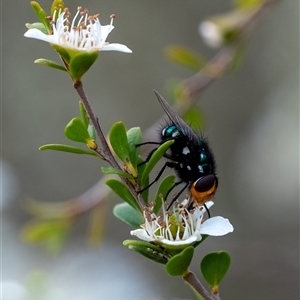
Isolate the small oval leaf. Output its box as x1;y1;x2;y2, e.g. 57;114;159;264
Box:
109;121;131;164
165;246;194;276
200;251;231;291
113;203;144;228
105;179;141;212
127;127;142;169
64;117;92;143
123;240;169;264
69;51;98;80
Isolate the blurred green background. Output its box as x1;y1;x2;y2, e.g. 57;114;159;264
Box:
2;0;299;299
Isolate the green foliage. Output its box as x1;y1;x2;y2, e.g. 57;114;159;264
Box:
113;203;144;228
108;121;141;179
25;22;48;34
165;46;206;71
200;251;231;293
64;117;97;149
68;51;99;81
127;127;143;169
30;1;51;33
123;240;170;264
101;166;135;181
140;140;174;189
165;246;194;276
39;104;100;157
109;121;131;164
105;179;141;212
34;58;67;71
39;144;99;156
64;117;92;143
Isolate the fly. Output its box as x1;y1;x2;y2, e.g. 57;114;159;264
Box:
137;90;218;215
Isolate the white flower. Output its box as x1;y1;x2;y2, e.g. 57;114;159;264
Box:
131;201;233;249
24;7;132;53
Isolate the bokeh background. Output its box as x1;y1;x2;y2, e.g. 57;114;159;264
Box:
2;0;299;299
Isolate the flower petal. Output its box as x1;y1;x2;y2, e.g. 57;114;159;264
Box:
24;28;57;44
99;24;114;41
199;216;234;236
160;235;198;246
130;229;154;242
102;43;132;53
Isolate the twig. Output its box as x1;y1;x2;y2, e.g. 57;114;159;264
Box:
73;80;142;209
183;271;220;300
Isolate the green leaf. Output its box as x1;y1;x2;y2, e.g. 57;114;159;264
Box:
69;51;99;80
25;22;48;34
101;166;134;181
79;101;89;128
165;246;194;276
153;175;175;214
30;1;51;33
200;251;231;292
64;117;93;144
127;127;142;169
39;144;99;157
113;203;144;228
105;179;141;212
165;46;206;71
140;140;174;189
109;121;131;164
52;44;71;65
34;58;67;71
123;240;169;264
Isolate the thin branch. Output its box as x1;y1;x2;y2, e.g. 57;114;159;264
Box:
183;271;220;300
73;81;142;209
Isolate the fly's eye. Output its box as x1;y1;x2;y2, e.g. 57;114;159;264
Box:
194;174;216;193
162;125;180;138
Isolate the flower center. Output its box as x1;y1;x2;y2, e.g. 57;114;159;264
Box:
48;6;115;50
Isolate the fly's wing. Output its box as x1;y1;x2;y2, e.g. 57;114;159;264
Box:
153;90;199;141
